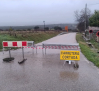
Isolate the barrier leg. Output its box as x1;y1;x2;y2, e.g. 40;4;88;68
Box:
42;48;44;54
18;47;27;64
3;47;4;54
63;60;72;66
22;47;24;60
74;61;79;68
45;48;46;54
9;48;11;58
33;48;34;54
42;44;44;54
3;48;14;62
69;61;72;64
36;47;37;54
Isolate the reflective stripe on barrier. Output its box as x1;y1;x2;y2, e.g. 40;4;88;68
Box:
42;43;79;50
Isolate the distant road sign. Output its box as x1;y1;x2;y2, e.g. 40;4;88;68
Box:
65;26;68;32
60;50;80;61
89;30;93;33
96;31;99;37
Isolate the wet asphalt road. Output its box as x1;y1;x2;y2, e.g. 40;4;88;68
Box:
1;33;99;91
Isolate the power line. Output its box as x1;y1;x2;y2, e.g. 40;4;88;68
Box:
88;3;99;6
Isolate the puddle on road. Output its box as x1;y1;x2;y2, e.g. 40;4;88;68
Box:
60;71;79;80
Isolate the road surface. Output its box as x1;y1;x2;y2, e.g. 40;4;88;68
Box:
0;33;99;91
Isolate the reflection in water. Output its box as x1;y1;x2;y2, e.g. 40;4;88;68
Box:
42;54;63;68
60;71;79;80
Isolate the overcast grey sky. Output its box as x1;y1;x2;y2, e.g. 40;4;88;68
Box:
0;0;99;26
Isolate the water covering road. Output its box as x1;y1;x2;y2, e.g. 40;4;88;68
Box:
0;33;99;91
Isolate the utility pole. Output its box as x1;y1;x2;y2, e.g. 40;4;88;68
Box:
85;4;87;37
43;21;45;32
85;4;87;31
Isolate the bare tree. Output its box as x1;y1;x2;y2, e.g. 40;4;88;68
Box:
75;8;91;32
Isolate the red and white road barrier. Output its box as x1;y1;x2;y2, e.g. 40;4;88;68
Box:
2;41;79;50
2;41;34;47
2;41;34;62
42;43;79;50
44;45;79;50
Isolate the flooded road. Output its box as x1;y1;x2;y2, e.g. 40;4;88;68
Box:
1;33;99;91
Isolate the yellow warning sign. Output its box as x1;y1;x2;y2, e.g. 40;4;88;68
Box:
60;50;80;61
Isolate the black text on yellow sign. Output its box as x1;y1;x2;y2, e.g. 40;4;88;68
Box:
60;50;80;61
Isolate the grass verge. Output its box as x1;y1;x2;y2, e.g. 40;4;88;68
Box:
76;33;99;67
